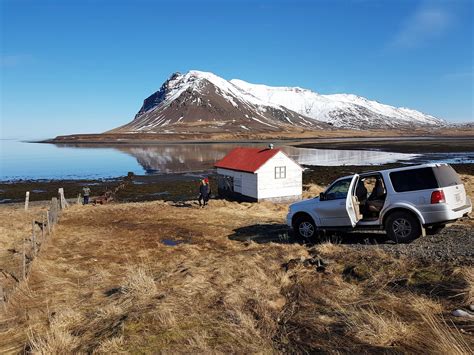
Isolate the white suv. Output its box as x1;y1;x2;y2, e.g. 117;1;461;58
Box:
287;164;472;243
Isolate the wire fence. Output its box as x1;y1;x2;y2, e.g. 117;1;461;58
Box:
0;190;68;307
21;195;62;280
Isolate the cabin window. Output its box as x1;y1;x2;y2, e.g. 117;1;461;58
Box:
275;166;286;179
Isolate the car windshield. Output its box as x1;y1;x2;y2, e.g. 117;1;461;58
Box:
325;178;352;200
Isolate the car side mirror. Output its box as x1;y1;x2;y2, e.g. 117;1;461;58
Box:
319;192;325;201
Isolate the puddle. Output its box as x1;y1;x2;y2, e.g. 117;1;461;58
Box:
161;239;188;246
0;199;13;203
32;189;46;193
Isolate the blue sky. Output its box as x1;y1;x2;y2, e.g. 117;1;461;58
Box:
1;0;473;139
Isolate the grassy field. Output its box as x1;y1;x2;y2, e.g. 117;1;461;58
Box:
0;203;52;297
0;177;472;353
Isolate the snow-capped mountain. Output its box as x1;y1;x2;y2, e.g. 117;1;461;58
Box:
230;79;444;128
111;70;444;134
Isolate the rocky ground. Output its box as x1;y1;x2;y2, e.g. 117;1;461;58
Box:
337;224;474;265
231;218;474;267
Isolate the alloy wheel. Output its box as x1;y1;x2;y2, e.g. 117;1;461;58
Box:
299;221;315;239
392;218;412;239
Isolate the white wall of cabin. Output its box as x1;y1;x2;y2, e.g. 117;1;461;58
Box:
255;151;302;200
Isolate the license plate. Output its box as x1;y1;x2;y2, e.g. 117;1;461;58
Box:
455;193;461;202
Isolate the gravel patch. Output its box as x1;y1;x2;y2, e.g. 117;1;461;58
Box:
342;225;473;266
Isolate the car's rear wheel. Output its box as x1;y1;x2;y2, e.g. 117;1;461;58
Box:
385;211;421;243
293;215;317;241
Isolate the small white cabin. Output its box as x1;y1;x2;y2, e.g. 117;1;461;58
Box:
215;146;303;202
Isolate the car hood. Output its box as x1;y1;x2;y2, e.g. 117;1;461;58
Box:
290;197;319;210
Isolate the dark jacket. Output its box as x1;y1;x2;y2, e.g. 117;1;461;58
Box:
199;184;210;196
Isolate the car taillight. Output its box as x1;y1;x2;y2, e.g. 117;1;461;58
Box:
431;190;445;204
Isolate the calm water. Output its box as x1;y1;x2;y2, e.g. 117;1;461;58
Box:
0;140;472;181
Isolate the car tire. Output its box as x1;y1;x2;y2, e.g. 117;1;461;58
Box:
385;211;421;243
293;215;318;242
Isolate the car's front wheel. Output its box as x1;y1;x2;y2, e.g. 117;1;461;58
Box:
385;211;421;243
293;215;317;241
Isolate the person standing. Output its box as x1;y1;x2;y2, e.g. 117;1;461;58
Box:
82;186;91;205
198;178;211;208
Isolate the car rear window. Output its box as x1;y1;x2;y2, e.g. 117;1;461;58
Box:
389;167;438;192
432;165;462;187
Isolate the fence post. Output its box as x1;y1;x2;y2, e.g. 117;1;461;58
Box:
46;211;51;234
32;220;36;256
0;284;4;310
22;237;26;280
77;193;81;205
42;215;45;241
58;188;63;210
25;191;30;211
58;188;68;210
51;197;58;225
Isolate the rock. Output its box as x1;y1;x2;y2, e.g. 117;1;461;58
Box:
282;259;300;272
283;256;327;273
452;309;474;318
342;264;370;282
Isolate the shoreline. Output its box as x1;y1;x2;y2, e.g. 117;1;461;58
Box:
3;137;473;203
40;136;474;146
2;163;473;205
37;127;474;145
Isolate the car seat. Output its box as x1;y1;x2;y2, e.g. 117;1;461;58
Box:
356;181;368;204
366;178;386;214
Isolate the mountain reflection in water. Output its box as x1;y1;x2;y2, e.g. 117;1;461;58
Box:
114;144;419;174
2;140;470;181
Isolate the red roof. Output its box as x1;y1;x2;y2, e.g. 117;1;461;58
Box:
215;147;281;173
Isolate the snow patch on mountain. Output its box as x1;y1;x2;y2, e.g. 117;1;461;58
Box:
140;70;285;117
230;78;444;127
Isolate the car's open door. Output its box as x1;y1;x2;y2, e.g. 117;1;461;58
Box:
345;174;360;227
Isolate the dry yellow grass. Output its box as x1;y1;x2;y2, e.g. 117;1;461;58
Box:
302;183;325;199
0;202;51;301
0;202;50;251
0;172;472;353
